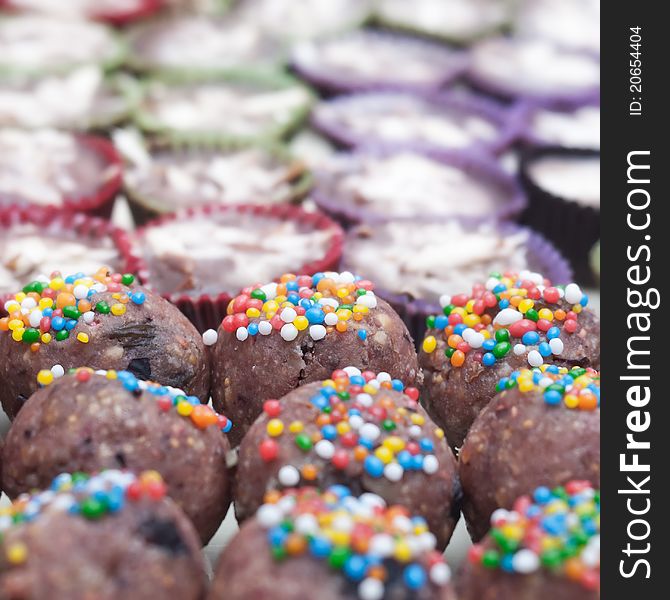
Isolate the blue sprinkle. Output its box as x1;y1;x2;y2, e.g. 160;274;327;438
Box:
311;273;325;286
453;324;467;335
544;390;562;405
359;438;374;450
349;375;365;386
131;291;146;305
364;456;384;478
65;275;76;284
546;326;561;340
434;315;449;329
305;307;325;324
482;339;496;351
222;420;232;433
482;352;496;367
268;526;287;547
329;485;351;499
501;554;516;572
499;299;510;309
538;342;552;357
493;283;507;294
287;293;300;305
321;425;337;440
411;454;424;470
64;320;77;331
310;394;328;410
286;281;299;292
51;316;65;331
187;395;200;405
403;564;426;590
419;438;434;452
397;451;413;469
546;364;560;374
391;379;404;392
248;322;259;336
344;556;367;581
358;329;367;341
42;307;53;317
533;486;552;504
522;331;540;345
580;294;589;307
310;536;331;557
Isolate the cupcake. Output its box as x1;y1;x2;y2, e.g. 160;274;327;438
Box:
209;271;421;446
375;0;511;45
459;366;600;540
234;367;459;548
134;73;313;144
0;0;163;25
0;267;209;419
313;149;524;226
514;0;600;55
520;148;600;283
0;470;207;600
418;271;600;450
2;368;232;543
126;203;343;331
117;131;312;224
467;37;600;104
312;91;516;156
291;29;467;94
458;482;599;599
0;209;129;298
127;14;282;76
342;221;571;342
0;68;139;131
519;101;600;151
0;129;123;217
0;16;125;76
209;486;457;600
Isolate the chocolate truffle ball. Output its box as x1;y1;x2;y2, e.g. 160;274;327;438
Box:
210;486;457;600
234;367;459;548
0;470;207;600
419;271;600;450
457;482;600;600
0;267;209;420
210;271;421;446
2;368;232;544
459;366;600;541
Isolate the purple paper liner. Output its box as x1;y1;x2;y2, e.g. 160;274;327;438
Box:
312;147;526;229
311;90;522;157
519;146;600;285
341;219;573;346
291;29;468;95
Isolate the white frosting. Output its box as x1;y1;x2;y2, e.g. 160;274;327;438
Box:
130;16;278;71
0;224;119;294
8;0;142;17
142;216;334;295
0;16;119;70
0;67;127;129
377;0;509;40
528;156;600;207
471;37;600;96
515;0;600;54
347;221;530;302
315;94;498;150
293;30;463;87
142;81;311;137
530;106;600;149
320;152;503;217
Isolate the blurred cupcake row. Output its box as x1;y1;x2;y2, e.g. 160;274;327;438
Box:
1;0;600;336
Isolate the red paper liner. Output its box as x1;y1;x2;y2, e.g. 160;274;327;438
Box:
0;205;133;311
0;134;123;219
122;203;345;332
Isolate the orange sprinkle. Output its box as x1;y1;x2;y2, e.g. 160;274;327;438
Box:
301;464;318;480
0;318;8;332
56;292;76;309
335;321;347;333
451;350;465;367
353;446;368;461
285;533;307;555
190;405;218;429
578;393;598;411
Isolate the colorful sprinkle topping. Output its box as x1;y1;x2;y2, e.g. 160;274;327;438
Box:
0;470;168;558
467;482;600;591
422;271;589;370
496;365;600;411
257;367;443;485
258;486;452;599
0;268;142;350
35;367;232;433
220;271;378;343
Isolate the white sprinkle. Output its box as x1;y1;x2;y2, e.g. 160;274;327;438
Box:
439;294;451;308
528;350;543;367
564;283;583;304
359;493;386;510
490;508;510;524
278;465;300;487
392;515;412;533
408;425;422;438
356;293;377;309
315;439;335;459
21;297;37;310
539;377;554;389
359;423;380;441
359;578;384;600
356;393;373;407
549;338;564;355
485;277;500;290
277;495;296;514
423;455;439;474
430;563;452;585
348;415;364;430
51;364;65;378
258;321;272;335
376;372;391;382
332;515;353;532
257;504;282;528
82;311;95;324
294;513;318;535
280;323;299;341
202;329;218;346
319;297;339;309
280;307;297;323
28;310;43;328
308;324;326;340
337;271;356;284
369;534;394;557
466;331;485;349
512;549;540;573
260;283;278;299
236;327;249;342
343;366;361;377
513;343;526;355
384;462;403;482
493;307;523;326
73;284;89;300
324;312;338;326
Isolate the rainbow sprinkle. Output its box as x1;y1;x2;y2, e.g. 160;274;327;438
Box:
0;268;143;350
468;482;600;591
208;271;378;345
35;367;232;432
496;366;600;411
422;271;589;370
256;367;443;485
0;470;168;563
258;486;452;599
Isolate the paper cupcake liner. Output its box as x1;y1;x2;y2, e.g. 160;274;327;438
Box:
0;205;133;308
312;147;526;228
122;203;345;332
123;138;313;226
133;70;314;146
519;146;600;285
341;220;573;345
291;30;468;94
311;90;520;157
0;135;123;219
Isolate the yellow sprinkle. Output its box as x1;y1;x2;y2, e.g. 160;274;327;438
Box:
12;328;24;342
5;301;20;313
538;308;553;321
14;292;26;303
463;314;481;328
111;293;121;300
410;414;425;426
141;470;163;484
519;379;535;393
176;401;193;416
263;301;279;313
267;419;284;437
564;394;579;409
289;421;304;433
375;447;393;464
41;333;52;344
422;336;437;353
518;299;534;313
481;330;491;339
435;428;445;439
294;316;309;331
336;309;352;321
246;307;261;318
6;543;27;565
382;436;405;453
394;541;412;562
363;384;378;395
322;379;335;389
36;370;54;386
336;421;351;436
110;303;126;316
106;370;118;380
76;332;89;344
572;304;583;314
39;298;54;310
353;305;368;314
